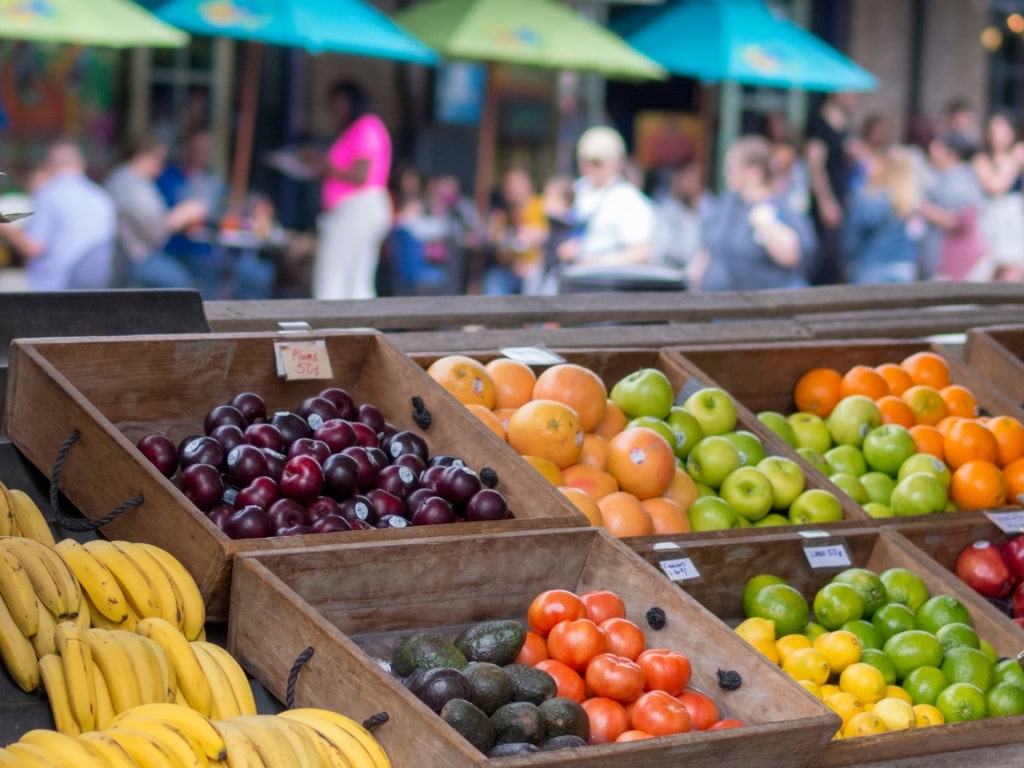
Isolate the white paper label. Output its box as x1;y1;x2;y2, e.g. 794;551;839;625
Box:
803;544;852;569
499;346;566;365
274;340;334;380
659;557;700;582
985;511;1024;533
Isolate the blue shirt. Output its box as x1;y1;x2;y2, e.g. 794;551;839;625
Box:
841;189;920;283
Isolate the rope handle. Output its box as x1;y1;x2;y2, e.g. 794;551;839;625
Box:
286;646;315;710
411;396;432;430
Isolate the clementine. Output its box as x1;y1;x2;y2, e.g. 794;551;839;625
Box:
641;497;691;534
840;365;889;400
507;399;584;469
532;363;608;432
902;385;949;426
909;424;945;461
877;363;914;396
593;399;629;440
559;486;605;526
950;459;1007;510
900;352;951;389
939;385;979;419
943;420;999;470
485;358;536;410
598;492;654;537
426;355;496;408
876;395;916;428
1002;457;1024;505
794;368;843;417
606;427;677;499
987;416;1024;467
465;403;506;440
561;464;620;500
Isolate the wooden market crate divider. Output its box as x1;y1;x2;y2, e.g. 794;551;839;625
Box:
626;527;1024;767
228;527;839;768
964;324;1024;409
2;331;586;621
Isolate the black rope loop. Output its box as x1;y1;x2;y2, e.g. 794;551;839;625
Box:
645;606;667;630
286;646;315;709
362;712;390;731
479;467;498;488
411;396;432;430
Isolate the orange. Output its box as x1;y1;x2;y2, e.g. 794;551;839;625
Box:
561;464;620;500
662;468;701;511
578;433;610;469
426;355;496;408
493;407;518;433
936;416;964;437
902;385;949;426
794;368;843;417
465;403;506;440
877;363;914;396
559;486;604;526
909;425;945;461
606;427;677;499
485;358;536;410
943;420;999;470
940;385;979;419
640;497;691;534
876;395;915;428
532;363;608;433
951;460;1007;510
507;399;584;469
1002;457;1024;505
901;352;951;390
840;365;889;400
521;455;566;486
598;491;654;537
987;416;1024;467
593;399;628;440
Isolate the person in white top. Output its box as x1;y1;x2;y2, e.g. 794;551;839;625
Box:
558;126;655;267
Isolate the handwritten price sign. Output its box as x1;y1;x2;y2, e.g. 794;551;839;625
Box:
659;557;701;583
803;544;852;570
275;341;334;381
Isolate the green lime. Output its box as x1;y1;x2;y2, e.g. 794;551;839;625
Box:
883;630;944;680
986;681;1024;717
993;658;1024;689
879;568;930;613
803;622;827;641
747;584;810;637
832;568;888;617
940;646;994;692
743;574;787;617
915;595;972;634
871;603;917;642
901;665;949;706
934;622;980;653
841;619;883;651
936;682;988;723
980;639;999;665
859;648;898;686
813;583;864;630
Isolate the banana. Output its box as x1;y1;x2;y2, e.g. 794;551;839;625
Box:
0;537;68;620
134;618;212;716
193;643;255;717
268;717;325;768
18;537;80;619
0;483;17;537
19;729;110;768
112;542;184;631
0;747;24;768
105;726;182;768
135;543;206;641
137;634;177;704
281;718;353;768
111;721;207;768
6;742;64;768
78;731;143;768
0;544;39;638
54;539;130;624
92;654;117;729
111;703;227;762
83;540;161;620
213;720;266;768
74;595;92;630
284;708;391;768
38;653;77;734
8;490;56;547
84;628;142;714
280;710;376;768
54;620;97;732
190;642;240;720
0;592;40;692
31;596;57;658
114;630;166;706
229;716;300;768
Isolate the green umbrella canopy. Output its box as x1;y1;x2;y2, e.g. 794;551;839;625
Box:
0;0;188;48
395;0;665;80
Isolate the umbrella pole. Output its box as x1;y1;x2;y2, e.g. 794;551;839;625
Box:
473;63;498;219
229;41;265;214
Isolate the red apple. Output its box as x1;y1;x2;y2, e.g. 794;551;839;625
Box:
1014;581;1024;619
956;540;1015;599
1000;536;1024;583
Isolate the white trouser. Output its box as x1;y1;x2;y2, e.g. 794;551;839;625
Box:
314;188;392;300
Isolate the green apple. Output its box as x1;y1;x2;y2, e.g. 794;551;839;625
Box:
825;444;868;476
862;425;917;476
788;488;844;524
627;416;677;451
757;456;806;510
860;471;896;505
722;430;766;467
685;435;742;488
827;395;882;448
890;472;948;516
863;502;894;518
753;513;791;527
683;387;737;436
610;368;674;419
720;466;774;521
796;446;832;476
735;516;753;528
757;411;799;448
788;412;833;453
830;472;869;504
897;453;952;489
944;499;958;512
695;482;717;498
665;407;704;460
686;495;738;531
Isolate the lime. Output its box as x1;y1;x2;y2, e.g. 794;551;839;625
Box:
814;630;863;674
935;682;988;723
871;603;917;642
940;646;994;692
915;595;972;634
986;681;1024;717
839;662;887;704
901;665;949;706
832;568;888;617
748;584;810;637
934;622;980;653
743;574;788;617
859;648;898;686
873;697;916;731
879;568;930;613
841;619;883;651
813;583;864;630
783;647;830;685
979;638;999;665
803;622;827;641
883;630;944;680
993;657;1024;689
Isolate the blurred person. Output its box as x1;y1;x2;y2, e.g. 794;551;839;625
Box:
483;168;548;295
531;175;575;295
105;134;206;288
848;113;890;195
0;141;116;290
691;136;816;291
805;91;855;284
762;112;809;214
973;113;1024;281
941;97;980;144
651;161;706;271
905;113;937;192
841;146;923;284
558;126;654;268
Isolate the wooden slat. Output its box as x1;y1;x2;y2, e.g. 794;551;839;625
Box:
964;325;1024;407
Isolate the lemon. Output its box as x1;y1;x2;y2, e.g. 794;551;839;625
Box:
935;621;980;653
839;662;887;704
879;568;930;613
912;703;945;727
936;681;988;722
986;681;1024;717
776;633;812;663
901;665;949;706
798;679;823;699
883;630;944;680
832;568;888;617
841;619;883;651
859;648;897;686
872;697;916;731
871;603;917;642
813;583;864;630
814;630;862;674
782;647;831;686
825;691;864;726
884;685;913;704
915;594;972;634
735;616;777;644
842;711;888;737
749;636;781;665
747;584;810;637
743;573;787;616
820;683;842;699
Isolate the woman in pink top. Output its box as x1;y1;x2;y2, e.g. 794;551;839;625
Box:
313;81;392;299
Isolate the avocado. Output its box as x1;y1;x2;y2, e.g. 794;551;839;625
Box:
538;697;591;741
503;663;557;705
487;742;541;758
392;632;467;677
440;698;495;754
490;701;546;745
404;667;473;713
462;662;513;715
454;620;527;666
540;734;589;751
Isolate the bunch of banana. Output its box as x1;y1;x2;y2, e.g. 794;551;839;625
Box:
0;483;56;546
279;709;393;768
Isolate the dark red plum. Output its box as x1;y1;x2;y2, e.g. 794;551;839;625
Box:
225;444;269;488
383;430;429;463
206;504;236;531
322;453;360;499
350;421;379;448
268;498;308;530
340;446;379;491
428;454;467;469
229;392;267;424
366;447;389;472
356;403;386;434
271;411;311;446
204;404;246;435
244;423;285;453
235;476;281;510
438;465;481;505
464;488;509;521
311;514;352;534
313;419;357;453
338;494;377;526
224;505;272;539
318;387;356;420
279;455;324;500
287;438;332;465
392;453;427;475
137;434;179;478
276;524;313;537
180;463;224;510
179;436;225;470
305;496;344;523
210;424;246;453
377;515;411;529
367;489;406;520
377;464;420;500
348;519;374;531
404;487;436;516
411;496;456;526
261;449;286;482
297;396;341;430
419;464;448;493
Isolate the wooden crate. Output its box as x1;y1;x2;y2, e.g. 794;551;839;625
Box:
627;527;1024;767
2;332;586;621
228;527;839;768
964;324;1024;408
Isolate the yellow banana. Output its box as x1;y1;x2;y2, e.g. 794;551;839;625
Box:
229;716;299;768
105;726;182;768
0;483;17;537
114;630;166;706
0;536;68;620
111;721;207;768
84;628;142;714
38;653;77;734
8;490;56;547
280;710;376;768
190;642;240;720
0;592;40;692
0;544;39;638
135;617;212;716
285;708;391;768
135;543;206;641
280;718;353;768
19;729;109;768
18;537;80;619
137;634;177;704
268;717;325;768
54;538;130;624
78;731;143;768
92;655;117;729
54;620;97;732
111;703;227;762
31;596;57;658
83;540;161;619
213;720;266;768
74;595;91;630
6;742;64;768
192;642;256;716
112;542;184;631
0;747;23;768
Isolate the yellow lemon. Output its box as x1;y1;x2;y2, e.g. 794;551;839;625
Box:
873;697;917;731
736;617;777;644
750;636;780;665
797;679;823;699
913;703;945;727
825;691;864;726
843;711;888;738
884;685;913;704
783;647;831;686
839;662;887;704
814;630;862;674
820;683;841;699
776;633;812;664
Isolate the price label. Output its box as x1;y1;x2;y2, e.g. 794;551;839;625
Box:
803;544;852;570
985;511;1024;533
673;377;709;405
274;340;334;380
500;346;566;365
659;557;700;582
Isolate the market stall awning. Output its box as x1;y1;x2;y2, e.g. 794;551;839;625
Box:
0;0;187;48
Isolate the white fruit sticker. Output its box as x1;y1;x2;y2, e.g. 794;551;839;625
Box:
659;557;700;582
630;448;645;465
985;511;1024;533
803;544;852;570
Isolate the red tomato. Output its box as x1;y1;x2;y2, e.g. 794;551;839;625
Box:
676;689;720;731
536;658;587;703
707;719;745;730
615;730;654;742
636;648;692;695
581;697;630;744
514;631;549;665
580;590;627;625
630;690;692;736
599;617;646;661
547;618;607;672
527;589;586;637
585;653;646;703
